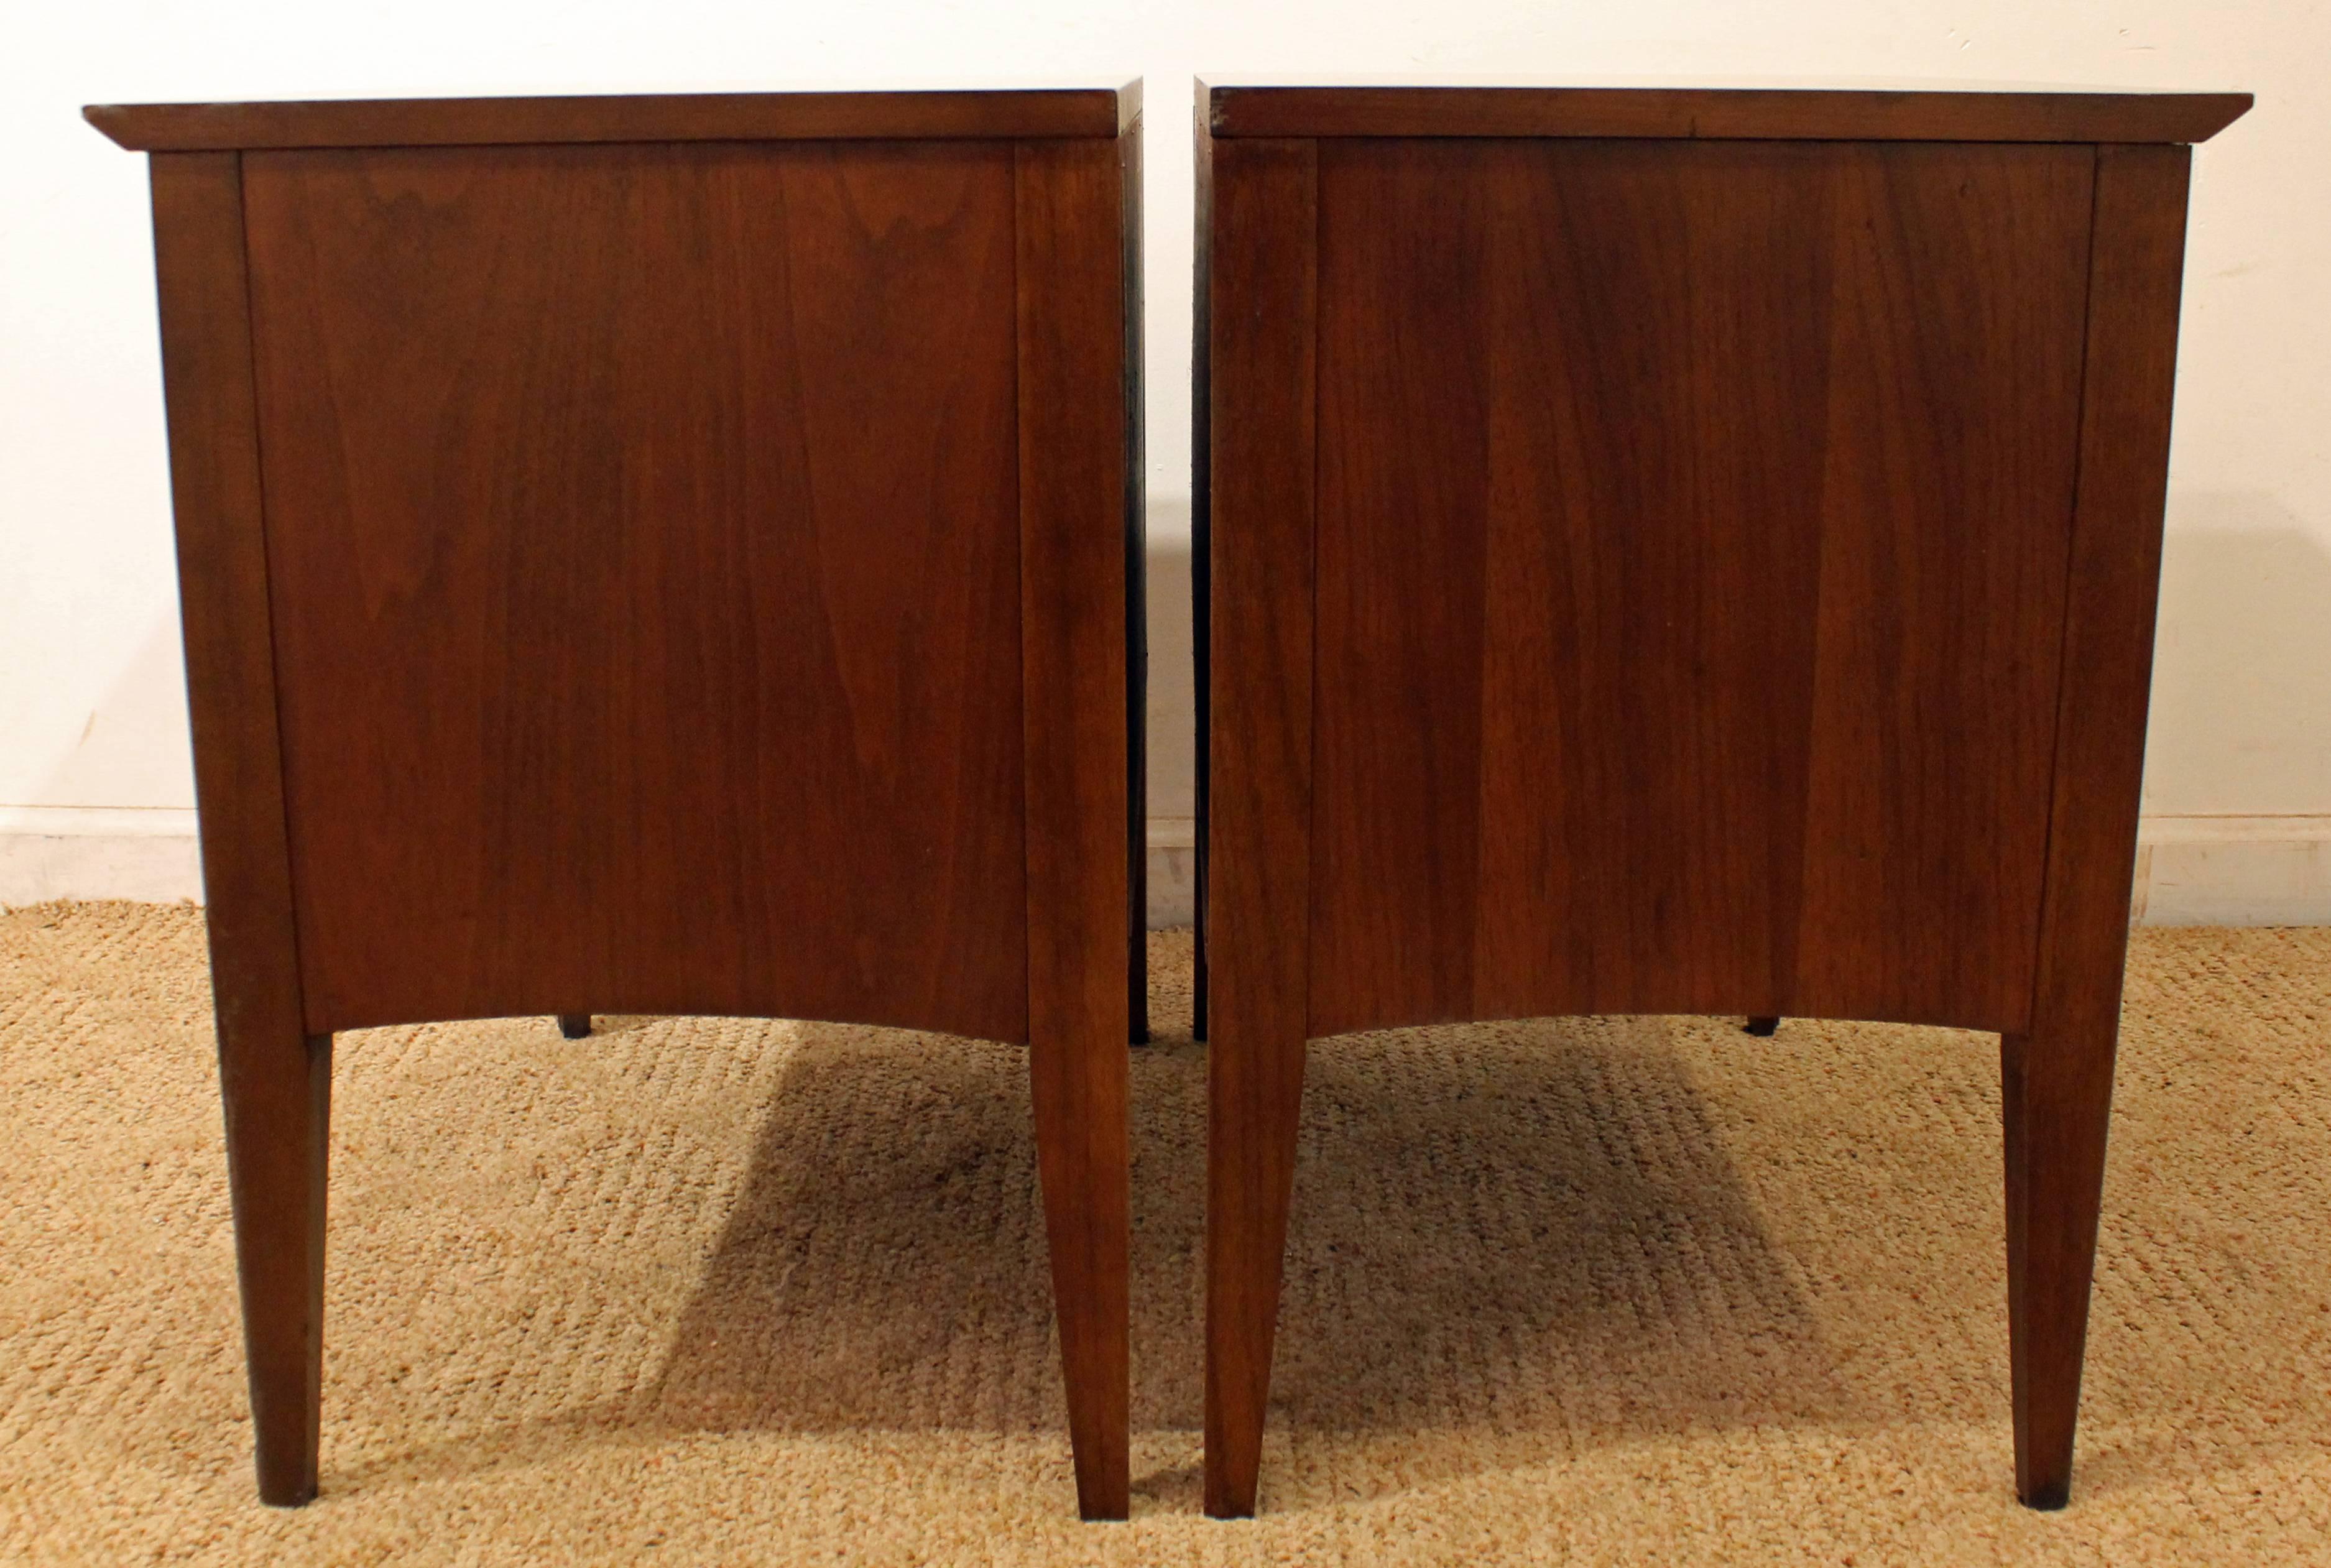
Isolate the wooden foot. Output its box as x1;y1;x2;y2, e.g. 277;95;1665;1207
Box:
1204;1017;1307;1517
1743;1015;1779;1036
1030;1018;1130;1520
2001;1022;2119;1509
219;1027;334;1505
556;1013;591;1038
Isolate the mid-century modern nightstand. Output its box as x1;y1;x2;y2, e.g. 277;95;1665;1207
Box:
91;83;1145;1519
1195;78;2248;1516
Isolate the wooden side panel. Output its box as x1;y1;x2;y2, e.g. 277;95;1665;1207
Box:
1015;134;1133;1520
1485;141;1844;1023
241;141;1028;1040
1308;138;2093;1036
147;151;331;1505
1204;135;1319;1141
1309;141;1494;1028
1791;144;2094;1028
1201;134;1319;1519
151;154;307;1060
1120;119;1150;1043
2021;145;2192;1140
1190;108;1214;1041
2003;143;2194;1508
1311;140;1839;1030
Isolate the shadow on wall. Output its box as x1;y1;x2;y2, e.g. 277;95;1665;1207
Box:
2144;492;2331;818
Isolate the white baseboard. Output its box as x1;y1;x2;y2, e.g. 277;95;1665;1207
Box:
2130;814;2331;926
7;807;2326;928
0;807;202;906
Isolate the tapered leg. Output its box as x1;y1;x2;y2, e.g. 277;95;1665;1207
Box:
219;1026;334;1505
1198;132;1319;1516
1030;1023;1130;1519
1204;1017;1308;1517
2000;1021;2118;1508
1993;141;2190;1511
1743;1015;1779;1036
556;1014;591;1038
1015;129;1137;1520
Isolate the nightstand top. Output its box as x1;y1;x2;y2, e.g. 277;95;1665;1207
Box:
1198;78;2248;144
86;81;1141;152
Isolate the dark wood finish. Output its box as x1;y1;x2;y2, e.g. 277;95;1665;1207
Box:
1189;106;1213;1046
1307;139;2089;1038
2005;142;2194;1511
1015;131;1137;1521
111;91;1140;1516
1198;85;2243;1515
1205;82;2249;144
1120;118;1150;1049
241;141;1028;1041
147;150;330;1508
1198;131;1318;1521
1743;1017;1780;1038
1789;144;2089;1030
88;83;1138;151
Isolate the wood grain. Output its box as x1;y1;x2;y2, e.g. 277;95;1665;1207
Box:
1305;138;2092;1038
1189;98;1213;1044
147;150;331;1508
1015;132;1135;1521
1204;83;2250;144
88;84;1138;151
1309;140;1494;1030
1201;118;2217;1512
1120;119;1150;1048
2004;142;2194;1510
241;141;1030;1041
1461;138;1835;1026
1793;143;2093;1030
1199;133;1319;1520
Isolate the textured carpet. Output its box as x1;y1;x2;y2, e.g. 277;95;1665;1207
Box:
1;903;2325;1565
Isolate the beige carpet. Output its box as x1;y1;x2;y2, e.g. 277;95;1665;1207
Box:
1;904;2326;1565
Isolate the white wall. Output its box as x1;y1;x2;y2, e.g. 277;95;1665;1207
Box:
3;0;2322;921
